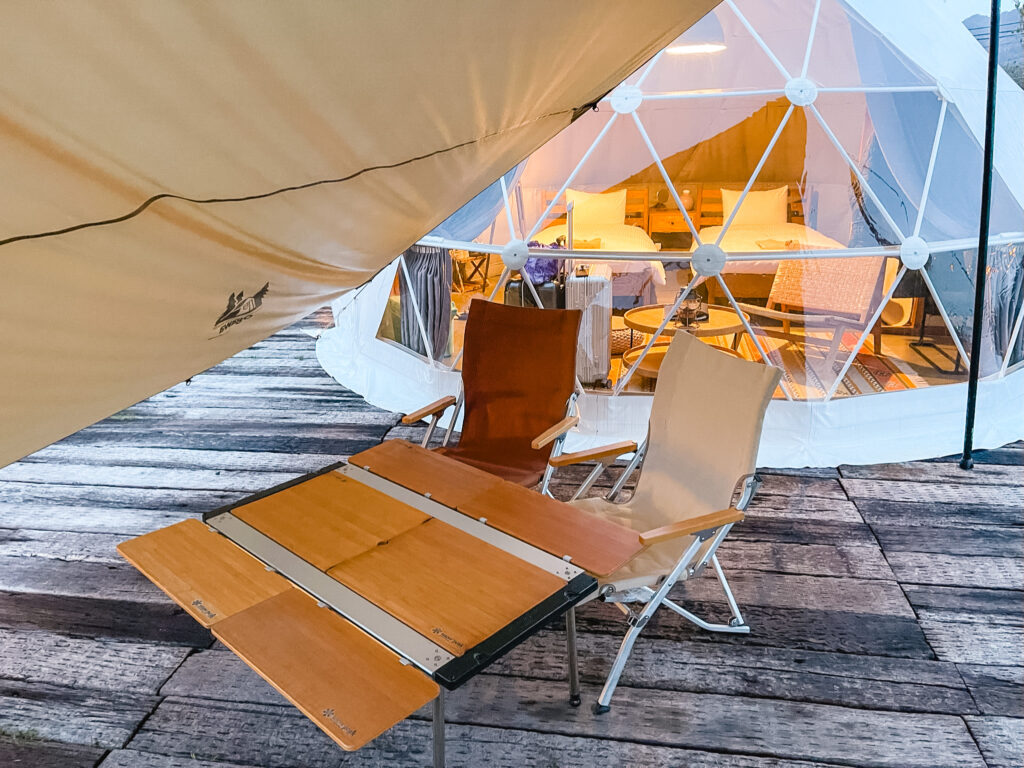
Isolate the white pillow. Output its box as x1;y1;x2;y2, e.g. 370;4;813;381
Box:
721;186;788;227
565;188;627;229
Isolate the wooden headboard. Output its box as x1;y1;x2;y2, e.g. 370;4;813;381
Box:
540;188;650;232
693;184;805;229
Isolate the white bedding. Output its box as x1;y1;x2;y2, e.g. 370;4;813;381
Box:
695;223;846;274
534;223;666;284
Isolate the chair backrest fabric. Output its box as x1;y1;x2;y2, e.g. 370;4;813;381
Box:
460;299;581;466
630;332;782;527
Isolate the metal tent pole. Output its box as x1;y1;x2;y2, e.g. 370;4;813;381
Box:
960;0;1002;470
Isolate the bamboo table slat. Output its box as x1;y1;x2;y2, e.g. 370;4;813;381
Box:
213;587;439;751
350;439;503;509
116;518;290;627
234;471;428;570
456;481;643;577
327;518;564;656
353;441;644;577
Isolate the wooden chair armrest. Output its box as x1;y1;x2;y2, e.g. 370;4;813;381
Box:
401;396;457;425
736;303;847;328
548;440;638;469
638;508;744;546
531;415;580;450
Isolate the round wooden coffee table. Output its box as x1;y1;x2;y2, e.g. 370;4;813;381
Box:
621;305;749;380
623;304;748;339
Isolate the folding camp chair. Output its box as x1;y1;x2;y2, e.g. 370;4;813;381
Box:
548;332;781;712
402;299;582;490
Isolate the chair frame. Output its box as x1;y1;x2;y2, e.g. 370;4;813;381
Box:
550;433;764;712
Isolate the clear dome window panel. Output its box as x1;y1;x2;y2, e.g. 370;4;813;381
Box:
632;5;788;96
918;109;1024;244
729;0;818;80
806;0;934;89
518;108;658;247
919;246;1024;378
776;107;903;249
812;90;944;240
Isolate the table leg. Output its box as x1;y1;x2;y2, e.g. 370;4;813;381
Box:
433;689;445;768
566;607;581;707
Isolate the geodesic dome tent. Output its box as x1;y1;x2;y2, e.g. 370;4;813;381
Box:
317;0;1024;467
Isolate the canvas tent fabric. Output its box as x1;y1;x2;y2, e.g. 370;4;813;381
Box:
0;0;719;468
317;0;1024;467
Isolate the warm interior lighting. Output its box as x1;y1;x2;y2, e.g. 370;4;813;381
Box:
666;43;727;55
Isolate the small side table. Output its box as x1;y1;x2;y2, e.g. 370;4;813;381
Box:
621;305;750;379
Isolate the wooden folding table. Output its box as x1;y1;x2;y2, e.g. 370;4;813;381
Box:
119;439;643;766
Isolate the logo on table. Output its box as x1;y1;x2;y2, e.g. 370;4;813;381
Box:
432;627;463;649
190;599;216;620
213;282;270;336
321;708;356;736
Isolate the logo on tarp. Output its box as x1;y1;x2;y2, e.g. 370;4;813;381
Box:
213;282;269;336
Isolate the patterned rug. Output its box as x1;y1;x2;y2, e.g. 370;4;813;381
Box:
710;331;927;400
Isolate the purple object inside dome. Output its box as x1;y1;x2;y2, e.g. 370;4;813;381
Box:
522;240;563;283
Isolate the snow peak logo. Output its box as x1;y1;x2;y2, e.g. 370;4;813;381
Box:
321;708;356;736
213;282;269;336
431;626;463;649
190;599;216;620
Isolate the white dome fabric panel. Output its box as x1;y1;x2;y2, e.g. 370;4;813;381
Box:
0;1;717;467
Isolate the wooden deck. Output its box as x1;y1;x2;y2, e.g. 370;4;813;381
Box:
1;309;1021;768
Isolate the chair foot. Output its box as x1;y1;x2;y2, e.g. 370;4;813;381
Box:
592;702;611;715
569;694;582;707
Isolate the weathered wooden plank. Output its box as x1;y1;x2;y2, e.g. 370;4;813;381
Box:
842;478;1023;508
0;591;212;647
840;461;1023;486
19;446;346;474
904;585;1024;625
964;716;1024;768
718;541;895;580
574;597;934;658
872;524;1023;558
0;737;104;768
0;529;125;563
127;698;851;768
0;506;197;537
0;555;176;603
0;628;189;694
440;676;986;768
885;552;1023;590
917;620;1024;666
0;481;239;512
735;519;880;547
957;664;1024;716
100;751;258;768
677;570;915;618
0;679;158;750
54;431;377;458
858;499;1023;528
0;463;298;493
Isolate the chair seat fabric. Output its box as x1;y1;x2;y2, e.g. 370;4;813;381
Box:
572;496;699;593
435;443;545;487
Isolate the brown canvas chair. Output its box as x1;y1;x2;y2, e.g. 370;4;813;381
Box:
548;332;781;711
401;299;582;488
738;255;887;367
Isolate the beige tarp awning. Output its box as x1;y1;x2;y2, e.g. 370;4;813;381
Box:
0;1;714;467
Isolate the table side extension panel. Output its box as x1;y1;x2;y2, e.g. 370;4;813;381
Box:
117;519;439;751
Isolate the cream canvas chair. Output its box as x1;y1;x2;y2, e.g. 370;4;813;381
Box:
552;331;780;712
